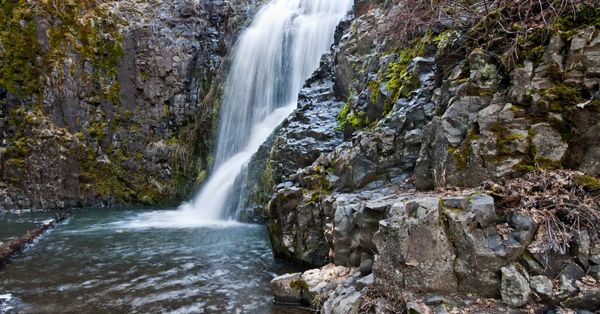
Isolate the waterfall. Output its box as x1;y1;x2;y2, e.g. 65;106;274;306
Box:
123;0;352;228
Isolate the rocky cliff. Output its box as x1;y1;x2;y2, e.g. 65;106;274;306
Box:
265;0;600;312
0;0;259;209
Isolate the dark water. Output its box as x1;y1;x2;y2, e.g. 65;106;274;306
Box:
0;211;57;243
0;209;306;313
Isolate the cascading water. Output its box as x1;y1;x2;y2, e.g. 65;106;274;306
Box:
125;0;353;228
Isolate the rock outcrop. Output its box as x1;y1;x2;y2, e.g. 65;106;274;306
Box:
266;0;600;312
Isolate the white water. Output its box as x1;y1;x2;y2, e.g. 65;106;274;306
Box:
124;0;352;228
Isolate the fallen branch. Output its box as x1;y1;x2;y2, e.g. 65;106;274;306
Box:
0;211;69;268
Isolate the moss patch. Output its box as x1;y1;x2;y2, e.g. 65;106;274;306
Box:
575;175;600;191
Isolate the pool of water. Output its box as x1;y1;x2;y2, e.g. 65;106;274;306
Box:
0;209;306;313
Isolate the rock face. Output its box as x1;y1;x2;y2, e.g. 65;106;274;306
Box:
0;0;260;209
264;0;600;313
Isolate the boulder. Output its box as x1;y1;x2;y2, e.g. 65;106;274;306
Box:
373;197;458;295
271;273;304;303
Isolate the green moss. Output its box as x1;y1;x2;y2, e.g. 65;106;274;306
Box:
106;82;121;105
88;120;107;140
575;175;600;191
290;279;309;291
14;137;31;155
547;83;583;113
521;46;546;64
6;158;25;169
1;1;125;99
385;60;420;110
555;5;600;33
367;78;381;104
337;102;350;127
491;123;527;156
535;157;562;170
336;101;365;130
512;162;536;173
0;0;42;97
449;129;481;170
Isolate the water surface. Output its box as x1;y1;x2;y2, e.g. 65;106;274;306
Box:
0;209;306;313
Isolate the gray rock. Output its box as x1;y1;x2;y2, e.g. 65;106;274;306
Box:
561;279;600;310
406;301;433;314
589;265;600;281
322;286;363;314
573;230;591;269
373;197;458;295
557;274;579;300
355;274;374;291
467;194;497;227
500;264;531;307
271;273;303;303
531;123;568;162
559;262;586;283
530;275;554;300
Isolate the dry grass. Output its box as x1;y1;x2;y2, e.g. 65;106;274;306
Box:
359;283;405;313
382;0;596;67
485;170;600;254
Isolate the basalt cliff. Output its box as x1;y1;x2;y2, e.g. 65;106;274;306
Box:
0;0;259;209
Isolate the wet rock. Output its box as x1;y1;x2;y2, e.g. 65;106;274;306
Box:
445;194;525;298
589;265;600;281
509;214;537;246
467;194;497;227
267;187;329;265
500;264;531;307
0;0;261;210
508;61;534;104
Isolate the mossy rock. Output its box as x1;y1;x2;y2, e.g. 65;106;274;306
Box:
290;279;309;291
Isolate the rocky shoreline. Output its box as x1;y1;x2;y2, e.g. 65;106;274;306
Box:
270;177;600;312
